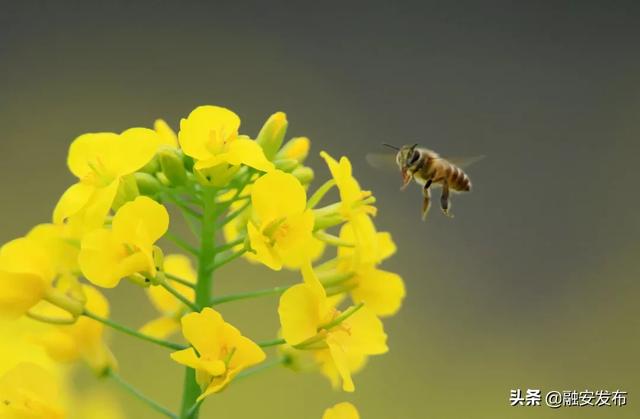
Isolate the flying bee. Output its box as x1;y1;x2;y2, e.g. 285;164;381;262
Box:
367;144;483;220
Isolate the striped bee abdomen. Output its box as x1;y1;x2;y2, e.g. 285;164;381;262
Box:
448;165;471;192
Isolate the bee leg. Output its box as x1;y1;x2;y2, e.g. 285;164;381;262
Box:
421;180;432;220
440;182;453;217
401;170;413;190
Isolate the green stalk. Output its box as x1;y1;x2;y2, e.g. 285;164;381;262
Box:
83;310;186;351
108;370;178;419
180;186;217;419
210;285;290;306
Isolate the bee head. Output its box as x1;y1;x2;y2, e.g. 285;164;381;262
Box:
397;144;420;168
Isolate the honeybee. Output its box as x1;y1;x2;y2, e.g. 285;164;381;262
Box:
367;144;482;220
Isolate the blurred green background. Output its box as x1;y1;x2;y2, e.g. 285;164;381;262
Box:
1;1;639;418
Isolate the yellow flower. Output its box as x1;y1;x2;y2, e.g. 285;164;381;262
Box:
278;264;387;392
336;224;405;317
178;106;274;186
247;170;316;270
34;285;116;374
0;362;65;419
53;129;162;232
323;402;360;419
319;152;378;265
140;254;196;339
0;237;55;318
170;308;265;400
27;223;80;277
79;196;169;288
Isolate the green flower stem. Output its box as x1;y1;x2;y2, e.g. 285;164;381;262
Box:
257;338;287;348
314;231;355;247
216;199;251;228
180;186;217;419
108;369;178;419
209;248;247;271
163;192;203;218
164;272;196;289
210;285;290;306
160;281;200;312
26;310;76;325
214;237;245;253
236;357;286;380
319;271;355;287
165;231;199;257
83;310;186;351
307;179;336;209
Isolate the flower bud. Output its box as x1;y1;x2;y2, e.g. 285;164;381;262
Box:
274;158;299;172
256;112;288;160
139;155;160;174
159;147;188;186
112;174;140;212
135;172;163;196
277;136;310;163
292;166;314;185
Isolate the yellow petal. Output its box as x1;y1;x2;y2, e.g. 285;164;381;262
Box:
112;128;162;176
320;151;362;204
251;170;307;223
178;105;241;162
323;402;360;419
222;137;274;172
79;229;139;288
52;182;94;224
327;338;355;392
0;362;64;419
139;316;181;339
247;222;282;271
0;271;47;318
33;329;80;362
351;268;405;317
273;210;315;252
180;308;224;356
67;132;119;179
154;119;179;147
170;347;200;369
112;196;169;247
0;237;54;280
339;306;388;355
278;283;322;345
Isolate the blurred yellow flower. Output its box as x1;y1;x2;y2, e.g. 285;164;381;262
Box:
0;362;65;419
337;224;405;317
247;170;315;270
34;285;115;374
170;308;265;400
79;196;169;288
27;223;80;278
0;237;55;318
323;402;360;419
319;152;378;265
178;106;274;186
53;129;161;232
140;254;196;339
278;264;387;391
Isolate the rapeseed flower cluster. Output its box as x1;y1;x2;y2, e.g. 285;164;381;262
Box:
0;105;404;418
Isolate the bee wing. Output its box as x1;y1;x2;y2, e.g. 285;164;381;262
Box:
442;155;486;169
365;152;398;172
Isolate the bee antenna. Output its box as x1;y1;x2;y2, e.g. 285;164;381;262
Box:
382;143;400;151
